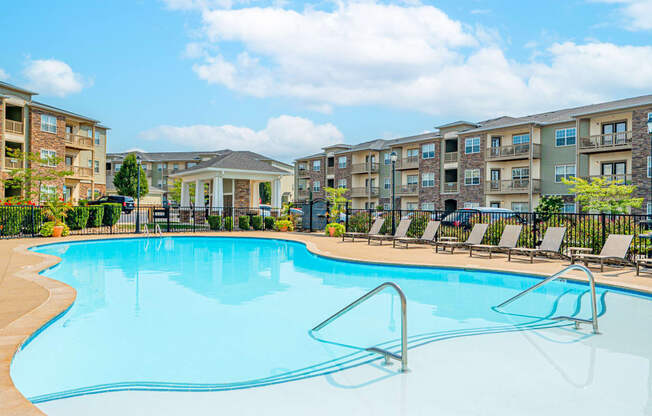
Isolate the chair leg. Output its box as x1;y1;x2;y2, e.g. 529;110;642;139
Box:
508;250;511;262
530;252;534;264
489;248;492;259
469;247;473;257
600;259;604;273
636;261;640;276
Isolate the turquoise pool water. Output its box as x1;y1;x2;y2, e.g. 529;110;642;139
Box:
13;237;611;403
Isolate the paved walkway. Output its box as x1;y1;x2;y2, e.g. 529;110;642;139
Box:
1;232;651;415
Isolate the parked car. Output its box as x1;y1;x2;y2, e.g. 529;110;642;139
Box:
88;195;135;213
441;207;525;230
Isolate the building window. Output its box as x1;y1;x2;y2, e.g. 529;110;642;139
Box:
142;164;147;170
511;202;529;212
40;149;57;167
313;160;321;171
39;185;57;201
40;114;57;133
512;134;530;145
338;179;347;189
384;152;391;165
555;164;576;183
464;169;480;185
157;163;164;171
512;167;529;180
421;172;434;187
187;162;196;168
648;203;652;216
407;148;419;158
87;189;92;199
464;137;480;154
173;163;179;172
421;202;434;211
648;156;651;178
555;128;576;147
88;159;93;168
464;202;479;209
383;203;391;210
114;163;122;171
407;175;418;186
94;160;99;173
338;156;347;168
384;178;391;189
562;203;576;213
406;202;418;210
313;181;321;192
422;143;435;159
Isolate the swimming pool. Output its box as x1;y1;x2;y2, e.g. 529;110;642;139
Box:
11;237;637;404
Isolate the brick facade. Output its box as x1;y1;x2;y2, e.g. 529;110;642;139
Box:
418;140;442;209
305;156;326;199
334;154;352;199
631;106;652;214
455;134;485;207
28;108;67;202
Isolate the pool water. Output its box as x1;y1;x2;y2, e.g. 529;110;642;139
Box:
13;237;612;402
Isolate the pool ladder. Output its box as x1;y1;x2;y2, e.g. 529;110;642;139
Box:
496;264;600;334
312;282;408;372
141;224;163;238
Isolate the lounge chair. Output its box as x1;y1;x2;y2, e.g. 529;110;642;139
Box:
393;221;441;248
636;256;652;276
342;218;383;242
571;234;634;272
469;224;522;258
433;223;489;254
507;227;567;263
368;218;411;245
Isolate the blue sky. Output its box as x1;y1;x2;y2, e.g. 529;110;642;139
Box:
2;0;651;161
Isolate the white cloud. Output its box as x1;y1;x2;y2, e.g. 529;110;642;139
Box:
139;115;343;161
0;68;8;80
592;0;652;30
23;59;87;97
161;0;233;10
179;1;652;118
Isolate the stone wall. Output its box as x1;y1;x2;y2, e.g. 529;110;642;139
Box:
28;107;67;202
334;154;352;200
456;133;486;207
234;179;250;208
632;106;652;215
418;140;442;209
305;156;326;199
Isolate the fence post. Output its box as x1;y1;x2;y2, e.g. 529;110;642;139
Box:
531;212;537;247
600;212;606;249
309;200;313;233
345;201;350;232
368;208;372;232
31;205;36;237
167;207;171;232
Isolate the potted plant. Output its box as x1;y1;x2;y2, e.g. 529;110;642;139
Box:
276;219;293;232
44;197;71;237
324;222;345;237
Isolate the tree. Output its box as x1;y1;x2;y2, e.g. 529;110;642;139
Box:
113;153;148;198
534;195;563;219
562;176;643;214
169;178;195;204
259;182;271;205
1;148;72;202
324;187;349;223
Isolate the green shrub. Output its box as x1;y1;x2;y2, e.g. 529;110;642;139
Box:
264;216;275;230
238;215;250;230
86;205;104;228
348;212;371;233
40;221;70;237
224;216;234;231
251;215;263;230
65;206;91;230
406;214;429;238
207;215;222;230
275;219;294;231
324;222;345;237
101;203;121;227
78;199;89;206
0;206;24;236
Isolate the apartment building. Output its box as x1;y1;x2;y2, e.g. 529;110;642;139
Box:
0;81;108;203
106;150;295;204
295;94;652;214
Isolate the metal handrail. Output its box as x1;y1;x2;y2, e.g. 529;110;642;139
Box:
312;282;408;371
496;264;599;334
142;223;150;237
155;223;163;238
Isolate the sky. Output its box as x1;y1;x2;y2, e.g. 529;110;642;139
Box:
2;0;652;162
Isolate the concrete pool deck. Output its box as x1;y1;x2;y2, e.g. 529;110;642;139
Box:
1;231;652;415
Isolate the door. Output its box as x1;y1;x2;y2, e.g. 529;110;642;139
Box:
490;169;501;190
601;161;626;181
65;155;73;166
602;122;627;145
490;201;501;208
490;136;501;157
444;199;457;213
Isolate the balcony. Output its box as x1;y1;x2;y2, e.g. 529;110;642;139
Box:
444;152;458;163
581;174;632;184
65;133;93;150
351;162;379;174
68;165;93;179
326;166;334;175
397;157;419;170
350;187;380;197
296;189;310;200
486;143;540;161
395;184;419;196
579;131;632;153
486;179;541;194
442;182;458;194
4;157;23;169
5;119;24;135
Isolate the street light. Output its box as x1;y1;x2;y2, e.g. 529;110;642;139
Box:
136;154;142;234
390;151;398;234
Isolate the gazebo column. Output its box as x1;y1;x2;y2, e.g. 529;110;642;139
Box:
180;181;190;207
195;179;205;208
272;177;281;208
212;176;223;213
252;181;260;207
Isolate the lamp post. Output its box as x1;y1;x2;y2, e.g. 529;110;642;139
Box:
136;154;142;234
390;151;398;235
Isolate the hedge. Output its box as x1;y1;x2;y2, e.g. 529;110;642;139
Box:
238;215;250;230
251;215;263;230
224;216;234;231
86;205;104;228
66;206;91;230
101;203;122;227
264;216;275;230
0;206;43;236
207;215;222;230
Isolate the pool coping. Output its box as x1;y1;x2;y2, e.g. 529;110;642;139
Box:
2;231;652;415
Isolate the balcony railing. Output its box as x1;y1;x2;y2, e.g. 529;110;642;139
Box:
486;179;541;194
444;152;458;163
486;143;540;161
4;157;23;169
326;166;334;175
350;187;380;197
297;167;310;177
5;119;24;135
442;181;458;193
579;131;633;152
296;189;310;199
396;184;419;195
397;156;419;170
65;133;93;150
581;174;632;184
351;162;379;174
68;166;93;178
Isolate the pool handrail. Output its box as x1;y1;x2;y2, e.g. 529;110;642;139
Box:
155;223;163;238
495;264;600;334
312;281;408;372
